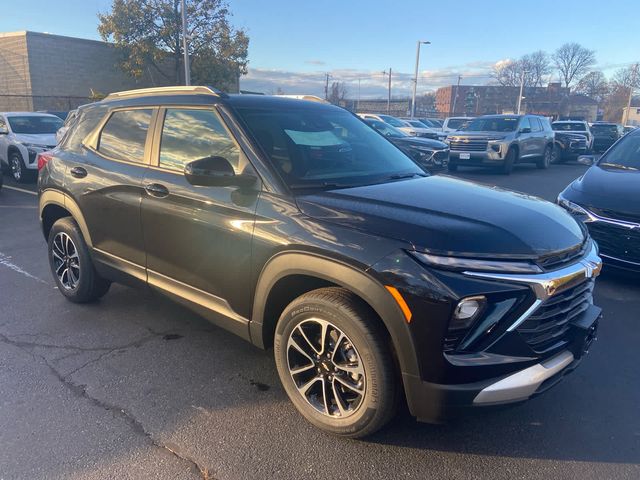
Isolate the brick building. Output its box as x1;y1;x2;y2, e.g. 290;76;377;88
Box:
435;83;598;121
0;31;171;111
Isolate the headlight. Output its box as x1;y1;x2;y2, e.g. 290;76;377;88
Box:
411;251;543;273
557;194;595;221
415;146;435;153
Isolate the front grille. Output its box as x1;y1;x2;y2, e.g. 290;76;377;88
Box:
449;140;488;152
517;278;595;354
589;208;640;225
588;221;640;263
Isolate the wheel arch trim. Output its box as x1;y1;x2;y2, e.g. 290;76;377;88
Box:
39;189;93;247
250;251;420;377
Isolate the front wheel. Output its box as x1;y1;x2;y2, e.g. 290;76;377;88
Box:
9;152;29;183
274;287;398;438
537;145;552;169
48;217;111;303
501;147;516;174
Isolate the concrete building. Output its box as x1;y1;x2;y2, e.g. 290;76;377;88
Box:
0;31;170;112
435;83;598;121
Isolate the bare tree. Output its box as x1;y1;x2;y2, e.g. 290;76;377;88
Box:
575;71;609;102
552;43;596;89
611;65;640;89
492;51;551;88
328;81;348;105
521;51;552;87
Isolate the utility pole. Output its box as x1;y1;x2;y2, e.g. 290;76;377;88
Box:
381;68;392;114
622;63;639;125
516;70;527;114
181;0;191;86
411;41;431;118
451;75;461;115
324;73;331;100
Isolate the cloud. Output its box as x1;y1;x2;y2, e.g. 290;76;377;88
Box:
304;59;326;66
241;61;496;98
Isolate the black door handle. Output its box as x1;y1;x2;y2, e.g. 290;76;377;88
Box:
145;183;170;198
70;166;87;178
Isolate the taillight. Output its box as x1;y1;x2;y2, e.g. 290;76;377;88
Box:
37;151;54;171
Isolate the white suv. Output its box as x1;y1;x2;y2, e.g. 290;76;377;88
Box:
551;120;593;150
0;112;62;183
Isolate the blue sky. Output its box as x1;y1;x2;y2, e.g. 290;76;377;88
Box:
2;0;639;97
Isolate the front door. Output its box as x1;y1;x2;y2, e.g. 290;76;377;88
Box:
140;106;260;321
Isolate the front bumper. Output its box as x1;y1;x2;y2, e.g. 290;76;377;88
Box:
449;148;505;165
404;303;600;422
374;242;602;423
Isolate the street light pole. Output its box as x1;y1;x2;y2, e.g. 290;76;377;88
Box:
357;78;361;112
382;68;392;114
516;70;527;114
181;0;191;86
411;40;430;118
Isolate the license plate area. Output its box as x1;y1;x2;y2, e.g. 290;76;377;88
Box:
459;153;471;160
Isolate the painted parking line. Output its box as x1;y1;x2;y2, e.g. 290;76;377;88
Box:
2;185;38;196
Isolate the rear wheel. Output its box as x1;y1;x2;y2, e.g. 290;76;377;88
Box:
48;217;111;303
501;147;516;174
274;287;398;438
537;145;552;169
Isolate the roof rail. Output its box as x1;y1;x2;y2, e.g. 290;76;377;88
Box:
103;85;227;101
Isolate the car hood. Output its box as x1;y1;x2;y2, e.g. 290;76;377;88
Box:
12;133;57;146
392;137;448;149
569;165;640;215
297;176;585;258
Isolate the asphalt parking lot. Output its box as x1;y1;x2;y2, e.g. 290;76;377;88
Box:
0;163;639;480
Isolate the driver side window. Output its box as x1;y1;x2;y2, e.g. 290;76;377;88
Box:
159;108;240;173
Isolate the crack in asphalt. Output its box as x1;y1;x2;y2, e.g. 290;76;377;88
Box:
0;331;213;480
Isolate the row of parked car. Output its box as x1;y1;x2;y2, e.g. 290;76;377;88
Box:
356;112;636;175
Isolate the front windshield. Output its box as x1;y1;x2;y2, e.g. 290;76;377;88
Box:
378;115;406;128
237;107;423;189
7;115;63;134
466;117;519;132
366;119;407;138
598;132;640;170
553;122;587;131
591;124;618;135
447;118;470;130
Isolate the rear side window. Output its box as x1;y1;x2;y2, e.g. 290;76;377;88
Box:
529;117;542;132
158;108;240;172
98;109;153;163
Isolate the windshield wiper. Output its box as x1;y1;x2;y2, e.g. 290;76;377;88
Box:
387;172;428;180
289;181;356;190
600;163;638;171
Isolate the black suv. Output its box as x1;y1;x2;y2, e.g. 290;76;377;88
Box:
38;87;602;438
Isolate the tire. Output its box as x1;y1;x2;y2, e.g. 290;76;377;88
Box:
550;144;564;164
537;145;552;169
501;147;516;174
9;151;29;183
447;162;458;172
274;287;398;438
47;217;111;303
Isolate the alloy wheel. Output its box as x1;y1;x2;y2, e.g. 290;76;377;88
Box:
51;232;81;290
286;318;366;418
10;157;22;181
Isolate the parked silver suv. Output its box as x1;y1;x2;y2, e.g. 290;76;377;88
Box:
447;114;555;174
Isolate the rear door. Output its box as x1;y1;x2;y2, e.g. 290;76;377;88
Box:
68;107;155;279
140;106;261;321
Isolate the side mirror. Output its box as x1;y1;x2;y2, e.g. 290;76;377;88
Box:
519;127;532;134
184;156;256;187
577;155;596;166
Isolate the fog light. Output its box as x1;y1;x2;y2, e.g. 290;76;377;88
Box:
450;296;486;330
